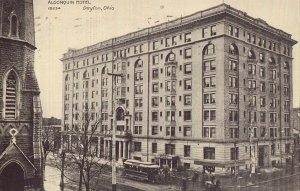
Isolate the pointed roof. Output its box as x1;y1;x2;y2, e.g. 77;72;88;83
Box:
0;142;37;171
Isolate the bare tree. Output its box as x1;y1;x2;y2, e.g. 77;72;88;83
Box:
52;110;110;191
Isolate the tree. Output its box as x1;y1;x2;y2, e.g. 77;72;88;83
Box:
52;110;110;191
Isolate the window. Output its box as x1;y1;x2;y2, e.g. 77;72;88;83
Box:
260;97;266;108
229;44;238;54
152;68;159;79
152;126;158;135
203;127;216;138
184;63;192;74
231;147;239;160
152;143;157;153
184;79;192;90
153;41;159;50
184;111;192;121
135;98;143;107
229;77;238;88
270;83;276;94
204;110;216;121
204;76;216;88
283;62;289;69
229;128;239;138
135;85;143;94
165;96;176;106
203;44;215;55
184;94;192;105
270;127;278;137
184;48;192;59
283;74;289;84
165;144;175;155
204;147;215;159
165;37;170;47
166;126;175;136
211;25;217;36
229;25;233;36
153;55;159;65
248;64;256;75
165;81;176;92
271;144;275;155
204;93;216;104
134;112;143;121
229;110;238;122
183;126;192;137
10;14;18;37
133;142;142;152
184;145;191;157
152;97;159;107
284;87;289;96
164;111;174;121
203;60;216;72
202;27;209;38
268;57;275;65
234;27;239;37
284;113;290;123
229;60;238;71
247;33;251;42
5;70;18;119
259;67;265;77
260;82;266;92
259;53;265;62
184;32;191;42
270;113;277;123
230;94;238;104
248;50;256;59
284;100;290;110
152;83;159;93
248;80;256;89
134;126;142;134
152;111;158;121
165;66;176;77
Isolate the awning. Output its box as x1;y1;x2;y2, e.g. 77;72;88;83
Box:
157;154;179;160
194;160;246;168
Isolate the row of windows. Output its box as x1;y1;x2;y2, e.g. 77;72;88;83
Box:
228;25;291;56
151;79;192;93
150;110;192;122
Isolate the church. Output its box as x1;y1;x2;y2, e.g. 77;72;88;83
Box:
0;0;44;190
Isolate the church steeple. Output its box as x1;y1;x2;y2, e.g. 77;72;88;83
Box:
0;0;35;46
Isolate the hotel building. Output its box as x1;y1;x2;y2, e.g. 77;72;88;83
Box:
61;4;297;173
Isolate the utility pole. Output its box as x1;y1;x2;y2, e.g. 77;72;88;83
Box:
249;110;255;184
107;71;123;191
60;150;65;191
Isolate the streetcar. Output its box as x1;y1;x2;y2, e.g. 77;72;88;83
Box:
123;159;161;183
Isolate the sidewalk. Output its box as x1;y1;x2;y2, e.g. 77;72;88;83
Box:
168;165;300;191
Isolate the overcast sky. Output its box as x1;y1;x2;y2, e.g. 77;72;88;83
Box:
33;0;300;118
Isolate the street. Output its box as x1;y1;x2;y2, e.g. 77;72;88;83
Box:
44;164;179;191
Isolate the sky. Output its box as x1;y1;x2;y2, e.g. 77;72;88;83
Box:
33;0;300;118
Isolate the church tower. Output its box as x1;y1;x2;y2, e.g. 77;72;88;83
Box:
0;0;44;190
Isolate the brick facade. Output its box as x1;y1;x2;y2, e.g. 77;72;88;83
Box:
0;0;43;190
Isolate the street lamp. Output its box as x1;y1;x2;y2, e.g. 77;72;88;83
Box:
107;71;123;191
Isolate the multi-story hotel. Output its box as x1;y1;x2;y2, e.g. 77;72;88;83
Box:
61;4;297;173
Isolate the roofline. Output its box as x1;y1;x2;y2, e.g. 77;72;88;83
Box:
61;3;297;61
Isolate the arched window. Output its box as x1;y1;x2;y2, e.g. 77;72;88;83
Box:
65;74;69;82
116;107;125;121
268;57;275;65
248;50;256;59
203;44;215;55
5;71;18;119
102;66;107;74
229;44;239;55
135;59;143;68
83;70;88;78
11;15;18;36
166;52;176;62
